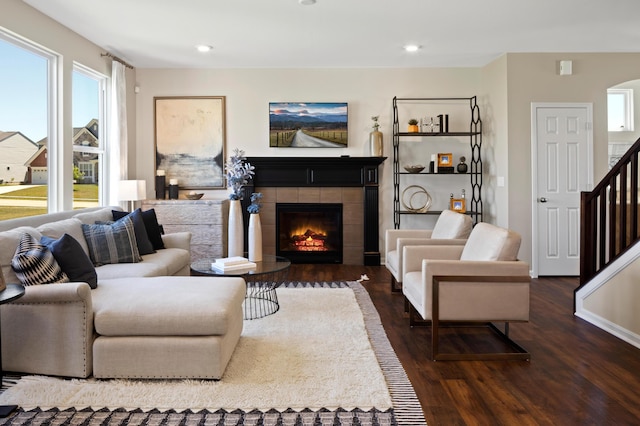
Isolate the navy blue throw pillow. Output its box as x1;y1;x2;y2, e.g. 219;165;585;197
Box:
41;233;98;289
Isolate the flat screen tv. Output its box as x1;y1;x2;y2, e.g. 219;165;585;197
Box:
269;102;348;148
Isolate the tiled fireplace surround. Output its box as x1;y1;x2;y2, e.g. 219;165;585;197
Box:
242;157;386;265
251;186;361;264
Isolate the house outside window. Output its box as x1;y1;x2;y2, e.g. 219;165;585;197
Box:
72;65;106;209
0;31;53;219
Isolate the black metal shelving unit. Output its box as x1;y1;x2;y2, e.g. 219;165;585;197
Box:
392;96;483;229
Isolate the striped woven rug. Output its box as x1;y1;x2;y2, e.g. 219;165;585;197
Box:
0;281;426;425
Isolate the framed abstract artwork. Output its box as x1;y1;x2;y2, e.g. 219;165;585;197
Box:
269;102;348;148
154;96;226;189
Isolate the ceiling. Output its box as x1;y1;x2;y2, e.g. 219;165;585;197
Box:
23;0;640;69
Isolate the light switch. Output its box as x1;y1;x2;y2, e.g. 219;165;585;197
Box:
497;176;505;187
560;60;573;76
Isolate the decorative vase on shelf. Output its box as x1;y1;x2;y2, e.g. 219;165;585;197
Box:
248;213;263;262
228;199;244;257
457;156;468;174
369;130;383;157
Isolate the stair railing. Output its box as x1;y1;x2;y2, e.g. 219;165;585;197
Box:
580;137;640;288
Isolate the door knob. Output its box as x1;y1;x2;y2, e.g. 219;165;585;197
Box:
539;197;548;203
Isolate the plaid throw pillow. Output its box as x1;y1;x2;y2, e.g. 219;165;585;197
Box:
81;215;142;266
111;209;156;255
11;233;69;286
112;208;165;251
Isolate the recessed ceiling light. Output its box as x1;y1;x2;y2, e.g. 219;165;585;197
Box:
299;0;316;5
404;44;421;53
196;45;213;53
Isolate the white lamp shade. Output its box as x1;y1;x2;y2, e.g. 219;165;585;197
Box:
118;180;147;201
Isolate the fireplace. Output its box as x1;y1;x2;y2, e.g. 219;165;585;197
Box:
243;156;386;265
276;203;343;263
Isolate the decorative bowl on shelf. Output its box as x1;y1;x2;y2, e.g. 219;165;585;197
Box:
186;192;204;200
404;165;425;174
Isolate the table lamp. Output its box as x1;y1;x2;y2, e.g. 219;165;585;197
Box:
118;180;147;211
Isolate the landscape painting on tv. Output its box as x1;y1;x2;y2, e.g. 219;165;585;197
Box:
269;102;348;148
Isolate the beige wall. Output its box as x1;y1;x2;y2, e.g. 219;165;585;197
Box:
137;56;640;265
479;55;509;227
584;256;640;336
496;53;640;265
1;0;136;210
135;67;480;252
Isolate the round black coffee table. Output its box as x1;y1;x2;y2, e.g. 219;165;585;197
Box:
190;255;291;320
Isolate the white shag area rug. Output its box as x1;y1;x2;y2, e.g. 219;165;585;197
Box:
0;285;392;413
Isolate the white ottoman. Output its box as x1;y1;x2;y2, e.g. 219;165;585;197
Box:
91;276;246;379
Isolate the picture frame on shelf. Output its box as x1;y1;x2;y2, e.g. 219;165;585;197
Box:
154;96;226;189
437;153;453;168
450;198;466;213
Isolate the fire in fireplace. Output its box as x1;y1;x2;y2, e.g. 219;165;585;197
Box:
276;203;343;263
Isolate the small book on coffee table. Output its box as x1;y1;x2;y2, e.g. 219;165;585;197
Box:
211;257;257;272
214;256;251;266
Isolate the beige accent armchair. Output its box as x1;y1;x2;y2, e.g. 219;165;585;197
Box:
402;222;530;360
385;210;472;292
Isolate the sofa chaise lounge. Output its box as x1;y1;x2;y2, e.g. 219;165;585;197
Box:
0;206;245;379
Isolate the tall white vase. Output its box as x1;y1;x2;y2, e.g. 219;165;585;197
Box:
248;213;263;262
228;199;244;257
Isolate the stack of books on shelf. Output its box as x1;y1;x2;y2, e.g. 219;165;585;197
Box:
211;256;257;273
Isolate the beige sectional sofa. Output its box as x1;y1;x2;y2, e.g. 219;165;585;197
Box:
0;206;246;379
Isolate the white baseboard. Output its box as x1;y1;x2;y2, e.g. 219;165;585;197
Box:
575;244;640;350
575;310;640;350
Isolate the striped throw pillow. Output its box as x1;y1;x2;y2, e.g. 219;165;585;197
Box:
81;215;142;266
11;233;69;286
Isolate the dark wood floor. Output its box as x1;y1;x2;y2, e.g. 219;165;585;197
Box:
287;264;640;426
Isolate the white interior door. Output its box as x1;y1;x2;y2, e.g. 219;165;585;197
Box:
532;103;593;276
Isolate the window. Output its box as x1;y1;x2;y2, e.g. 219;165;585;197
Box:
78;162;95;181
0;30;56;219
72;64;106;209
608;88;634;132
